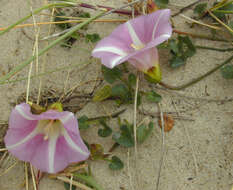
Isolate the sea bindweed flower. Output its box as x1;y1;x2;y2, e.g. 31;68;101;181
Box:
92;9;172;82
4;103;90;174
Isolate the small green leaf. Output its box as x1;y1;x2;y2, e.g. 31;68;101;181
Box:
178;36;196;58
102;65;122;84
146;91;162;103
98;120;112;137
170;56;185;68
137;122;154;144
154;0;169;8
112;125;134;147
194;3;207;16
128;73;136;86
221;64;233;79
93;85;112;102
85;33;101;43
109;156;124;170
169;39;179;54
64;182;76;190
111;84;131;102
78;115;90;130
169;36;196;68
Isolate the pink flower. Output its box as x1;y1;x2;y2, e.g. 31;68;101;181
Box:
92;9;172;82
4;103;90;174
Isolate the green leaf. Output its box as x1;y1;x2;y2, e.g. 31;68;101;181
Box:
146;90;162;103
64;182;76;190
93;85;112;102
102;65;122;84
194;3;207;16
169;36;196;68
85;33;101;43
170;56;185;68
221;64;233;79
154;0;169;8
78;115;90;130
98;120;112;137
109;156;124;170
137;122;154;144
128;73;136;86
178;36;196;58
111;84;131;103
112;125;134;147
169;39;179;54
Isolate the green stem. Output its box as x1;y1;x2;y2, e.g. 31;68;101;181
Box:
0;11;105;84
0;3;74;35
195;45;233;52
159;54;233;90
73;174;104;190
213;10;233;14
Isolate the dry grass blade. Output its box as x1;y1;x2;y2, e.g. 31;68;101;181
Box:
180;14;221;30
57;176;93;190
30;164;37;190
25;162;29;190
207;10;233;34
0;160;18;177
155;103;165;190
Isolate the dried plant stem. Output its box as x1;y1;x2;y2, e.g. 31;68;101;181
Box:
133;72;139;189
0;19;127;31
173;29;229;42
0;161;18;177
207;10;233;34
0;2;74;35
195;45;233;52
0;148;7;152
25;162;29;190
0;11;105;84
30;164;37;190
172;0;203;17
57;176;93;190
0;152;8;166
159;54;233;90
179;14;221;30
155;103;165;190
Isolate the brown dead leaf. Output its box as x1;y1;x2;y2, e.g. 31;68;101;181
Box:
158;114;174;132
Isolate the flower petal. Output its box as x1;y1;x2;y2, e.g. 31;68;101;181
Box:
53;130;90;173
4;103;90;173
128;47;159;71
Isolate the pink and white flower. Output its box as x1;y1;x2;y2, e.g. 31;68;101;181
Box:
4;103;90;174
92;9;172;82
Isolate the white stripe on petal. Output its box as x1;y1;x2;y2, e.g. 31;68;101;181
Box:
126;22;143;46
93;47;127;56
109;56;125;68
6;128;38;149
60;112;73;124
16;106;35;120
48;137;57;173
152;11;166;40
63;130;89;156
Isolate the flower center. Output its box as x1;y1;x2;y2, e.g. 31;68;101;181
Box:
36;119;63;140
131;43;145;50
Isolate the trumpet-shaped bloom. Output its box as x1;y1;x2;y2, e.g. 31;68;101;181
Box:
4;103;90;174
92;9;172;82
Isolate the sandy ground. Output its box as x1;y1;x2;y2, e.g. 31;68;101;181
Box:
0;0;232;190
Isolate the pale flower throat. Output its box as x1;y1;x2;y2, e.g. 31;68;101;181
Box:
36;119;63;140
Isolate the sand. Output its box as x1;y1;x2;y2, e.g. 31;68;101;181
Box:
0;0;232;189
